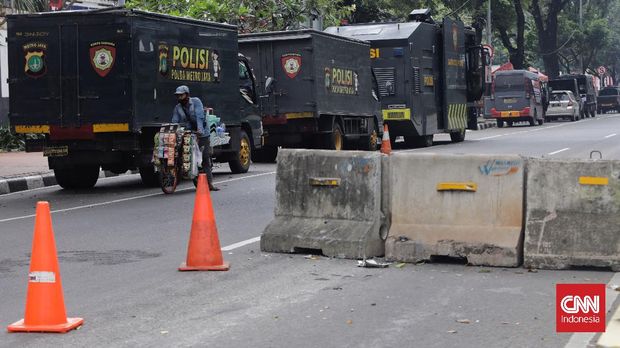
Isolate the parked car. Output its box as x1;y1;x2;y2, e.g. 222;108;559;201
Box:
597;86;620;114
546;90;580;122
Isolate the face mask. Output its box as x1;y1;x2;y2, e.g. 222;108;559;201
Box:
177;94;189;105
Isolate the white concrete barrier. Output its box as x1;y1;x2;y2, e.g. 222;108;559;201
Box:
386;153;524;267
260;149;388;259
524;158;620;270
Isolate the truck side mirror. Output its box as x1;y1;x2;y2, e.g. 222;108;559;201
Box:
265;77;274;94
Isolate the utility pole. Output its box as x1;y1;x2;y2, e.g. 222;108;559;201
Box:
487;0;492;45
579;0;583;73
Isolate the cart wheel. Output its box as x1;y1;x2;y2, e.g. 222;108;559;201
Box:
159;165;178;194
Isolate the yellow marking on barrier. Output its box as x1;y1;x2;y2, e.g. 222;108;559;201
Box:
14;125;50;134
309;178;341;187
284;112;314;120
579;176;609;186
92;123;129;133
437;182;477;192
382;108;411;120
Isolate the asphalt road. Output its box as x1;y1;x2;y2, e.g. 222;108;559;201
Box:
1;114;619;347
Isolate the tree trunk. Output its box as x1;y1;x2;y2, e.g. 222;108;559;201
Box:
530;0;567;78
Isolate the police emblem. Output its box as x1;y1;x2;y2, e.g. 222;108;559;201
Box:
158;44;169;76
281;53;302;79
90;42;116;77
23;43;47;78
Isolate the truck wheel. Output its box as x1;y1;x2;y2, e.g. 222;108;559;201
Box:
497;119;504;128
139;166;159;187
449;129;466;143
54;165;100;189
229;130;251;174
360;121;378;151
323;123;344;150
253;146;278;163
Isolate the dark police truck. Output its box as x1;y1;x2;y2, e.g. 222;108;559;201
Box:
239;30;382;163
549;74;597;119
326;9;486;147
8;9;262;189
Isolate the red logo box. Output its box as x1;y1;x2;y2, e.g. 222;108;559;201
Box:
556;284;606;332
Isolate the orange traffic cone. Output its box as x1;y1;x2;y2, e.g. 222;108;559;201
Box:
179;174;230;271
8;201;83;333
380;123;392;155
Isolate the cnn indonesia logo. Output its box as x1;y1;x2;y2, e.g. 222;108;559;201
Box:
556;284;606;332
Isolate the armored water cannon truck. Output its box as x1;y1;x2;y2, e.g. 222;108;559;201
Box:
325;9;487;147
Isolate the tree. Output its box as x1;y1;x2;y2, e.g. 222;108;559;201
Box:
529;0;570;78
493;0;527;69
126;0;353;32
1;0;48;26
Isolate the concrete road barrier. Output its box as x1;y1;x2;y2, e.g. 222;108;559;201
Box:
386;153;524;267
261;149;388;259
524;158;620;270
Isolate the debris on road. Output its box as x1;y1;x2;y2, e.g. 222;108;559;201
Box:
305;255;320;260
478;269;491;273
395;263;406;269
357;259;390;268
456;319;471;324
447;330;457;334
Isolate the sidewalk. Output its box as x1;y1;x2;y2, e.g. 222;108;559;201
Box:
0;151;137;195
0;151;51;179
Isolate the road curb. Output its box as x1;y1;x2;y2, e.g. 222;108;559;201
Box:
0;170;139;195
477;121;497;130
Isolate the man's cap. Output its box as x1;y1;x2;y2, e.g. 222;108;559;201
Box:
174;85;190;95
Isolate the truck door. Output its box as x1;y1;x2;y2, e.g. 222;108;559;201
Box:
258;42;277;117
441;18;468;132
8;22;61;128
77;23;132;128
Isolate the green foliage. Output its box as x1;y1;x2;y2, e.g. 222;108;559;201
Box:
0;127;25;152
126;0;354;32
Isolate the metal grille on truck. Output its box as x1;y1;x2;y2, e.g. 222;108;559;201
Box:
373;67;396;97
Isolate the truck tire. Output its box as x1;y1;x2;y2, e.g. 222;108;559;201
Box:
229;130;251;174
139;166;159;187
449;129;466;143
360;121;379;151
323;122;344;150
54;165;100;189
253;146;278;163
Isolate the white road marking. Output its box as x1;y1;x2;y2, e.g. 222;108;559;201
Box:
0;172;276;224
470;123;570;142
548;148;570;155
222;236;261;251
564;272;620;348
605;133;617;139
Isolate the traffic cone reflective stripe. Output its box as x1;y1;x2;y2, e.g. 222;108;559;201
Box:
380;124;392;155
7;201;83;333
179;174;230;271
